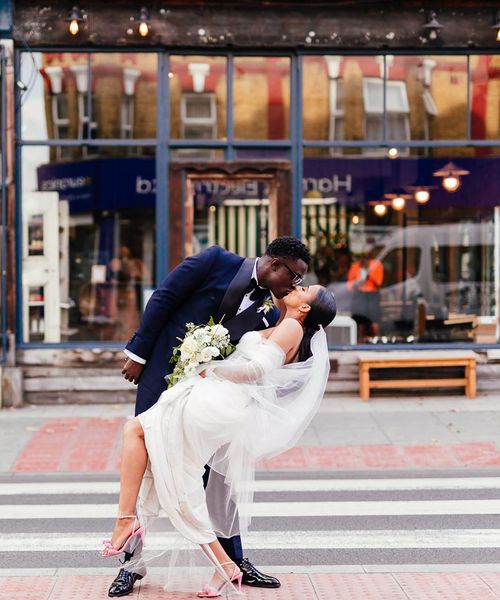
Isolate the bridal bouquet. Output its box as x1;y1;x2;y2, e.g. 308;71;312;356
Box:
167;317;235;388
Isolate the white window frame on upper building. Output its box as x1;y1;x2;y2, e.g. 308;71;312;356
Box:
363;77;410;155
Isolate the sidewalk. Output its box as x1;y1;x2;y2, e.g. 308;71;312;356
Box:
2;391;500;473
3;571;500;599
2;393;500;598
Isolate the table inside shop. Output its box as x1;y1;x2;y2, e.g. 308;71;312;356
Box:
356;350;477;401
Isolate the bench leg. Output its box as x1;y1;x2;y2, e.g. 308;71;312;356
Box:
359;365;370;401
465;361;476;399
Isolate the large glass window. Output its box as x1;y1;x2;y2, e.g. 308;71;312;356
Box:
233;57;290;139
21;146;155;343
17;49;500;348
470;54;500;142
22;52;157;154
302;149;499;345
169;56;226;143
303;55;470;151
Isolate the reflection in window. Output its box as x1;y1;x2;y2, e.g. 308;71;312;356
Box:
381;247;421;288
363;78;410;147
303;150;499;345
27;214;44;256
234;57;290;140
170;56;226;140
470;55;500;142
22;146;156;343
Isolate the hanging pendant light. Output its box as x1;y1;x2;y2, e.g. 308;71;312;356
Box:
433;161;470;193
374;203;387;217
138;7;150;37
491;11;500;42
423;10;444;40
66;6;84;35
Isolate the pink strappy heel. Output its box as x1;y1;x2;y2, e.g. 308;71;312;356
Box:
101;515;145;557
197;561;243;597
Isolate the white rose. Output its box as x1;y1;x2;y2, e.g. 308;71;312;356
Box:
180;336;198;360
211;324;228;338
200;347;214;363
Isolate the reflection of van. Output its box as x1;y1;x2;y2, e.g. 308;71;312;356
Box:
374;223;495;331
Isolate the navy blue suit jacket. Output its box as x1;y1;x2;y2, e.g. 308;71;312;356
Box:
126;246;279;415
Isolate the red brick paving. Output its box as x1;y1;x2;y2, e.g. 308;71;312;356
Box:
10;417;500;473
2;574;500;600
12;418;124;473
395;572;500;600
311;573;409;600
0;576;55;600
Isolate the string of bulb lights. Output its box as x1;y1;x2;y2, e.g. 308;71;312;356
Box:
369;160;471;218
66;5;150;37
64;6;500;41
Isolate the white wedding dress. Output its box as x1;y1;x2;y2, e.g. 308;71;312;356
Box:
127;328;330;590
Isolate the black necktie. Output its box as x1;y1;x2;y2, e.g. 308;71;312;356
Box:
246;278;266;302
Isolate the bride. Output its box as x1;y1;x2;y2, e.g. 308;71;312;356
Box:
101;284;336;597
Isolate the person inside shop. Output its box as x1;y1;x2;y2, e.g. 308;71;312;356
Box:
347;245;384;343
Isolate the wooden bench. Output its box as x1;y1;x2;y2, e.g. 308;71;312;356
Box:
356;351;477;401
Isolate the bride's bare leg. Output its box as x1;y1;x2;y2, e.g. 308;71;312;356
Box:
110;417;147;547
199;540;241;591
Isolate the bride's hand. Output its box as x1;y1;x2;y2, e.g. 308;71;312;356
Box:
199;370;207;378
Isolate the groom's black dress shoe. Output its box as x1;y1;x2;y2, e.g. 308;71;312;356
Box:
239;558;281;588
108;568;143;597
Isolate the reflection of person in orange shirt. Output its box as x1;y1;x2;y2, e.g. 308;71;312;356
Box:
347;251;384;342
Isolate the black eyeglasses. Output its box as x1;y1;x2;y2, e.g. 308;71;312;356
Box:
276;259;303;286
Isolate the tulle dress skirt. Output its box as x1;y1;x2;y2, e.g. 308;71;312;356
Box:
127;329;330;591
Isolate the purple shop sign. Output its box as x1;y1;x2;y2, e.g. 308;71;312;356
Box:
303;156;499;209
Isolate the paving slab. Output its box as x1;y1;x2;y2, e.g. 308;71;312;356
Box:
2;573;500;600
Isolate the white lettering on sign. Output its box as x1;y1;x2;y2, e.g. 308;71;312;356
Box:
40;176;92;191
303;174;352;194
194;181;260;197
136;176;157;194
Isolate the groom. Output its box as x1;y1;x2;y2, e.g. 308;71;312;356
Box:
109;236;311;597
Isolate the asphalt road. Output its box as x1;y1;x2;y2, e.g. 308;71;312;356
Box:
1;468;500;573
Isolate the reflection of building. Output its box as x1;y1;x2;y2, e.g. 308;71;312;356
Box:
0;1;499;405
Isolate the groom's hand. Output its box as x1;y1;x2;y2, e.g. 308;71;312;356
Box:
122;358;144;384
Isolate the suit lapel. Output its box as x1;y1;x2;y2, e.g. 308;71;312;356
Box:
215;257;255;322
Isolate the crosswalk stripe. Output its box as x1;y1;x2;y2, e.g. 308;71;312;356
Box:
1;499;500;519
1;529;500;551
3;477;500;495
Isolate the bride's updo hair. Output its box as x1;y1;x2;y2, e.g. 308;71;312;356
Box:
298;287;337;362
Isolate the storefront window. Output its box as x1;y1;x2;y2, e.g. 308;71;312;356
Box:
303;55;469;152
21;146;156;343
21;52;157;154
169;55;227;144
233;57;290;139
470;54;500;142
302;148;499;345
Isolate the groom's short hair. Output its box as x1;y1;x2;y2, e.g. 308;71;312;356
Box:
265;236;311;265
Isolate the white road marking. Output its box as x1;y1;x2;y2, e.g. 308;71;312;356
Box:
3;477;500;495
1;529;500;551
1;499;500;519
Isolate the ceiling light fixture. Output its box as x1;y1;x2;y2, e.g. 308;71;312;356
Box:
138;7;150;37
384;189;412;211
492;11;500;42
433;161;470;193
423;11;444;41
66;6;84;35
391;196;406;211
414;189;430;204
